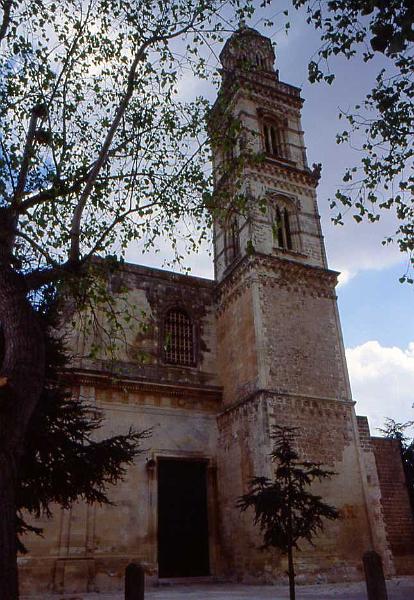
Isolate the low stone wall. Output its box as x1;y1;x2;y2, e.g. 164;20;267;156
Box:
371;437;414;574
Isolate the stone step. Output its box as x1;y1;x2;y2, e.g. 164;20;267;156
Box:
156;576;228;586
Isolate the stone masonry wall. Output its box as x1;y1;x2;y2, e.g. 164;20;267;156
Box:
19;263;223;595
216;392;377;584
371;436;414;574
257;257;349;400
355;416;395;574
267;395;372;580
66;262;219;389
19;383;220;594
216;282;259;405
216;395;277;581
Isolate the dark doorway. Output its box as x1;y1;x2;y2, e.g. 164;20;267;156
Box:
157;458;210;578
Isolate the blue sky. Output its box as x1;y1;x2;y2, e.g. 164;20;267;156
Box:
127;2;414;435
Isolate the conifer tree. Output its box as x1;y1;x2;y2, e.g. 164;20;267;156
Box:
238;426;340;600
13;291;149;552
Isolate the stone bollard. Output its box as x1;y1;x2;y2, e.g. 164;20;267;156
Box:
363;551;388;600
125;562;145;600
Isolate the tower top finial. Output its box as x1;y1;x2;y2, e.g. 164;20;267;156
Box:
238;17;246;29
219;27;276;75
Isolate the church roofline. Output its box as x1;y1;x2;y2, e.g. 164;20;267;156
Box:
95;256;214;288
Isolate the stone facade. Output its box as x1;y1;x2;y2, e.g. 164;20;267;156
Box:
19;26;414;594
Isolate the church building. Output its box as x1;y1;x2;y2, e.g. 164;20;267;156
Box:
20;26;414;594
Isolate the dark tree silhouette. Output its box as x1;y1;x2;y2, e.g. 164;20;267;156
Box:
14;292;150;553
238;426;340;600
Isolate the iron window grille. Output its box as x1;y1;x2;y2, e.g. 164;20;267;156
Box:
163;309;195;367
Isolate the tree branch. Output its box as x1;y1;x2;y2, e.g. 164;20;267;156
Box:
0;0;12;43
68;12;201;264
68;43;151;262
25;262;74;291
0;136;16;196
12;108;39;207
83;202;159;260
17;173;89;213
15;230;59;266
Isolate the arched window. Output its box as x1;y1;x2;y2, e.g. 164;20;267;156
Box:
163;309;195;367
255;54;266;68
224;219;240;266
273;206;294;251
263;122;281;157
259;111;290;161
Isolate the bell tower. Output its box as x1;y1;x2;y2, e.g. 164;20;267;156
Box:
210;25;327;283
211;26;392;582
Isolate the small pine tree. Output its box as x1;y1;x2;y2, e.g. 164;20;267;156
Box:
15;292;150;551
237;426;340;600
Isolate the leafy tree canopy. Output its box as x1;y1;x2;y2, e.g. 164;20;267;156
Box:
0;0;265;291
0;3;271;596
293;0;413;281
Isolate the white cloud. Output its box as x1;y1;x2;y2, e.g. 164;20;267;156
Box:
336;269;356;288
323;215;404;284
346;341;414;436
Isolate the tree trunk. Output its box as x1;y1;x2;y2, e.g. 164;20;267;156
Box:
0;456;19;598
287;545;295;600
286;469;295;600
0;266;45;600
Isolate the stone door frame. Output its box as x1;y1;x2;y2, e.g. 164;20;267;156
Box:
147;449;219;580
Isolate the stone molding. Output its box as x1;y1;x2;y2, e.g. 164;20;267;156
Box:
257;157;320;187
218;387;354;421
251;170;316;198
216;73;303;112
215;252;338;312
63;368;223;402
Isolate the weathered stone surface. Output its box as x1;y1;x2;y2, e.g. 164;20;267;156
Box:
371;437;414;574
18;26;414;595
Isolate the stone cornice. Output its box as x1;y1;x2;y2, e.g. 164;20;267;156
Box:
63;368;223;402
215;253;338;312
218;388;355;421
257;158;320;187
213;158;320;197
212;72;303;116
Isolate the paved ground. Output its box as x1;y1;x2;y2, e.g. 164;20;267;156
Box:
22;577;414;599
